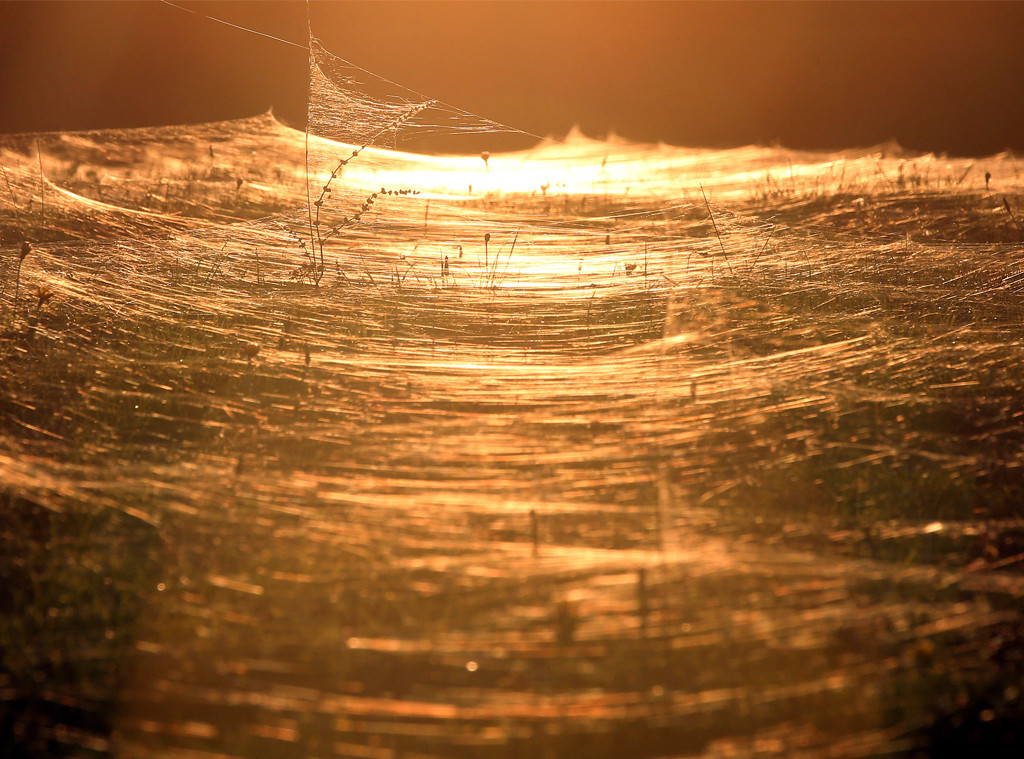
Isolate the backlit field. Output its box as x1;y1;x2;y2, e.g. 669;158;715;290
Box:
3;37;1024;759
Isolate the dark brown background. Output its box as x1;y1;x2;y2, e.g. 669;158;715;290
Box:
1;1;1022;155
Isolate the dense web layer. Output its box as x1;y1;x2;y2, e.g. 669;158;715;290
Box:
3;28;1024;759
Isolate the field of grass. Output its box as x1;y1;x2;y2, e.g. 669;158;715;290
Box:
3;47;1024;758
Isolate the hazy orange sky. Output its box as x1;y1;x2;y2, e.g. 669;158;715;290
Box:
1;1;1022;155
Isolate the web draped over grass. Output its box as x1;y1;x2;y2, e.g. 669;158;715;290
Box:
2;32;1024;759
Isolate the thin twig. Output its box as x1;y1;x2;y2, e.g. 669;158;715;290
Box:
1003;197;1024;242
749;224;776;272
700;183;733;275
36;140;45;232
1;164;24;228
496;229;520;287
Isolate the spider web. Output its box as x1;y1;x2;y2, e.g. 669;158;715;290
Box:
2;25;1024;759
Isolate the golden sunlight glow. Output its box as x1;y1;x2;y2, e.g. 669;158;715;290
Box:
5;7;1024;758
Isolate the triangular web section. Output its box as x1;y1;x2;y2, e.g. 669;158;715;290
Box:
306;37;535;152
